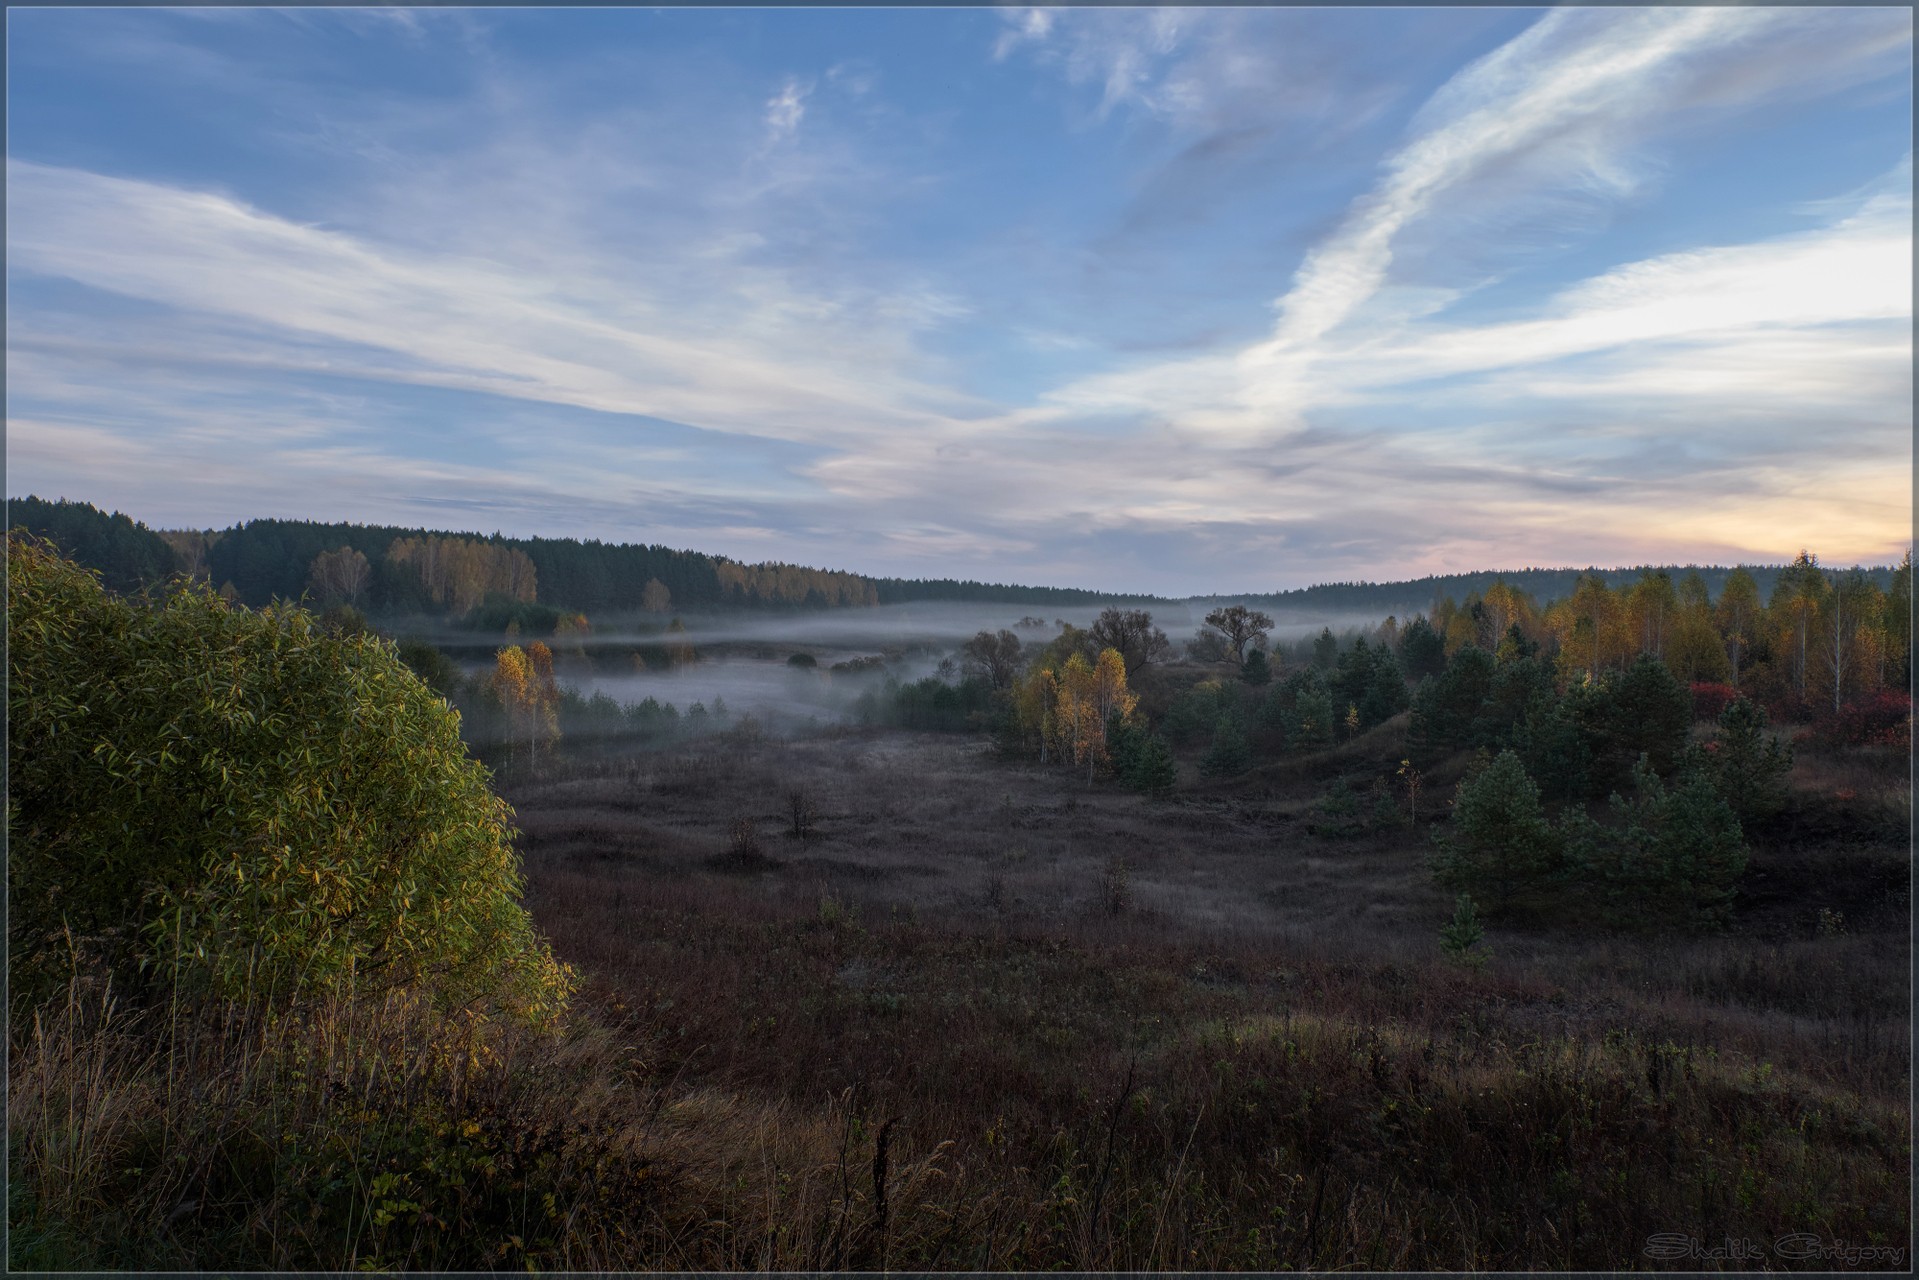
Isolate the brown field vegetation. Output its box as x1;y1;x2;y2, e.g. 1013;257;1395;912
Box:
12;699;1910;1270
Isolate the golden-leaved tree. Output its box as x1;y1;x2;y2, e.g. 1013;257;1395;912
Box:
492;642;561;766
1714;568;1763;689
1770;550;1827;697
387;535;538;613
1014;646;1138;778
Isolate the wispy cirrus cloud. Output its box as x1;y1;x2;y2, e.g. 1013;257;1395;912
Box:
6;159;982;446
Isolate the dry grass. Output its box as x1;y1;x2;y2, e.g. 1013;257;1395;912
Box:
12;725;1910;1270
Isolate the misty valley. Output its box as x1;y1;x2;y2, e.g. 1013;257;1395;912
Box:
8;499;1911;1272
11;7;1914;1272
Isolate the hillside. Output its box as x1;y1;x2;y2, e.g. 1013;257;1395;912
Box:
7;496;1899;622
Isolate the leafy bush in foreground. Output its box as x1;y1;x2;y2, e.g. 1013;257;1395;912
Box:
7;535;572;1023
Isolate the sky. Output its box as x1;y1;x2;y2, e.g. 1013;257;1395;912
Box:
5;6;1912;595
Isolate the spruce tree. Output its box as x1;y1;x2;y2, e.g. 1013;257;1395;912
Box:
1577;755;1747;928
1359;646;1411;726
1397;615;1448;682
1240;646;1272;686
1709;696;1792;831
1312;626;1339;670
1124;731;1179;794
1512;687;1591;802
1201;712;1254;778
1429;750;1562;913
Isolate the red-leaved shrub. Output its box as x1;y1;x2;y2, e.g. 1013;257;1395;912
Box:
1800;690;1913;751
1690;682;1738;723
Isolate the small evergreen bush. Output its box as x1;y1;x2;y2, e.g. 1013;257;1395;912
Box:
1573;756;1748;929
1428;750;1563;913
1707;697;1792;830
1439;893;1486;967
1199;712;1254;778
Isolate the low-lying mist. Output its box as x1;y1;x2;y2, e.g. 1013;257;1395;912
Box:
433;599;1403;733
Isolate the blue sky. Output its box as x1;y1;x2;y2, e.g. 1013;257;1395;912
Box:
6;6;1911;593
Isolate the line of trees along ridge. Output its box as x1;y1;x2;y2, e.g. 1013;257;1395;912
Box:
8;497;1906;626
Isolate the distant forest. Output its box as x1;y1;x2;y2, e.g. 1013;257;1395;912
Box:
1228;564;1900;622
9;495;1902;622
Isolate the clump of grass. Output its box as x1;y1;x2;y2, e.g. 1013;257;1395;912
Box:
8;974;657;1271
1439;893;1487;968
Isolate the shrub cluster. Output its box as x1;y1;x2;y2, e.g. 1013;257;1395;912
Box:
1430;748;1748;929
1800;689;1912;751
7;535;572;1023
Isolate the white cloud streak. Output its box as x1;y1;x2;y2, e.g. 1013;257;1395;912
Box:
6;160;981;449
6;8;1911;589
763;77;811;143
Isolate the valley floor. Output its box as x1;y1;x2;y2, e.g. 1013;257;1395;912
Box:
485;721;1911;1270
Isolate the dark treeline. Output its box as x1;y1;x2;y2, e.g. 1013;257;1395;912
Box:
204;520;878;613
12;497;1902;633
6;496;178;595
871;576;1163;606
1228;564;1900;620
8;501;876;615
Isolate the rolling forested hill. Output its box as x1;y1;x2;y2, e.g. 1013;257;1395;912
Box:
7;496;1897;620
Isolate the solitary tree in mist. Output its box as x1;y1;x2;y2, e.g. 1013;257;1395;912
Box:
961;629;1025;689
1311;627;1338;671
1088;608;1171;674
1203;605;1274;664
493;643;561;767
492;646;532;765
666;618;696;668
642;578;673;613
